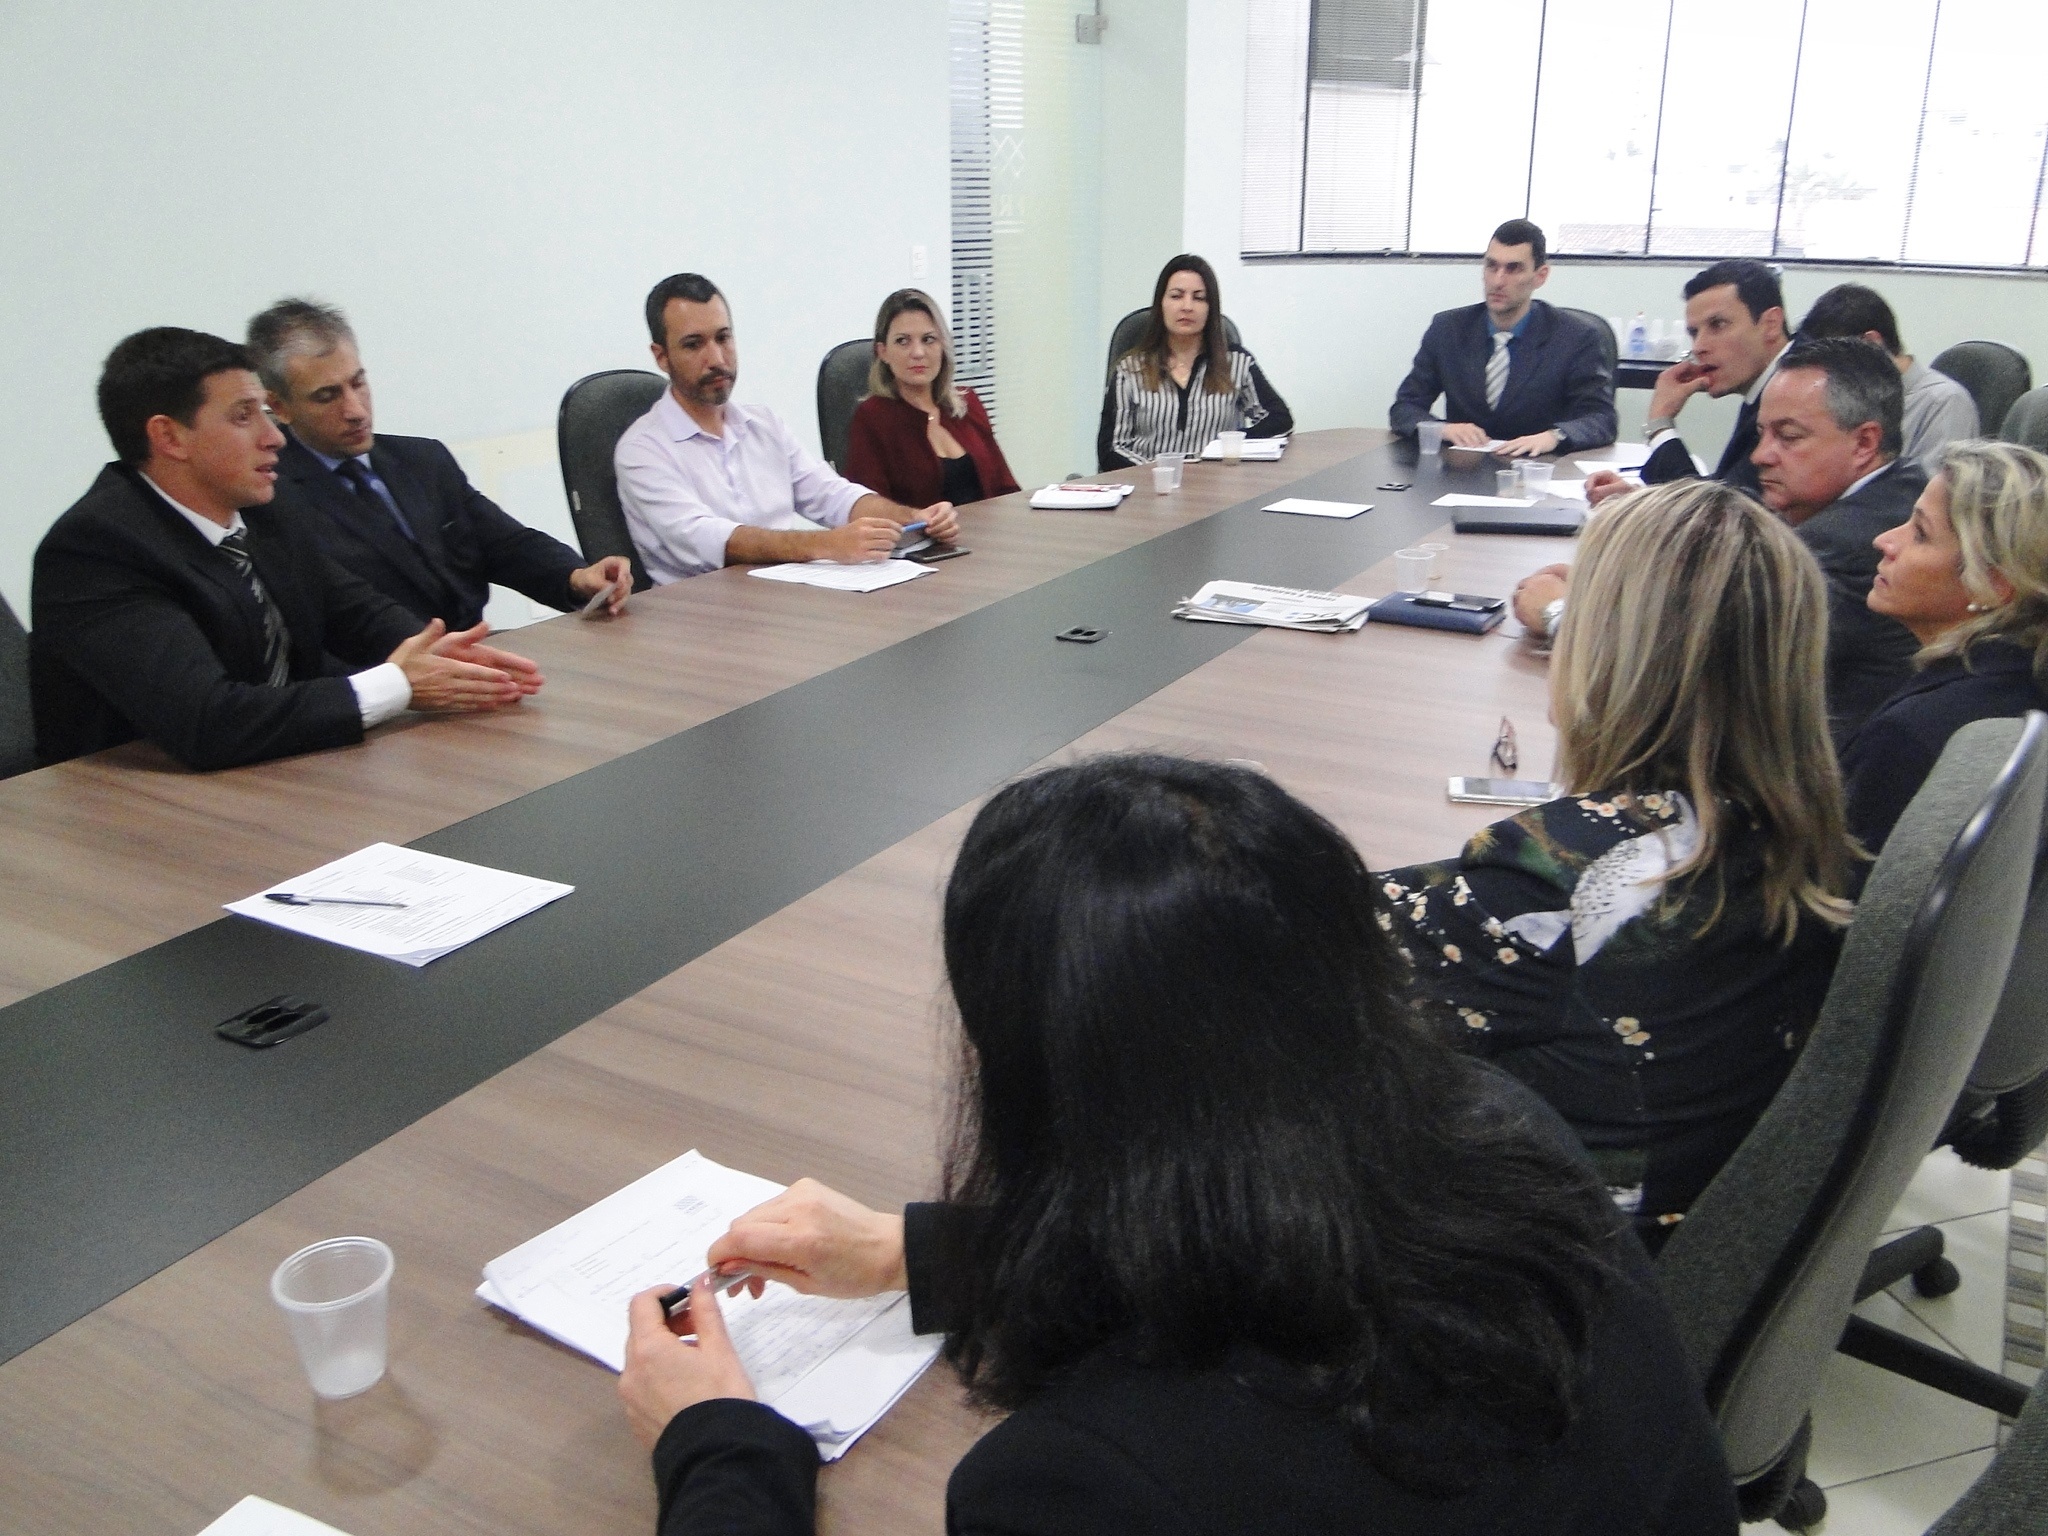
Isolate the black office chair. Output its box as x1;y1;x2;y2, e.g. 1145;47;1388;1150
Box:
1557;305;1619;374
1654;715;2048;1530
1930;343;2034;450
556;370;665;593
816;340;874;476
0;591;33;780
1925;1363;2048;1533
1999;385;2048;453
1103;307;1243;385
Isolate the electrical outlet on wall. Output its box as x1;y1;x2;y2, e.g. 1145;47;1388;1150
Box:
910;244;928;278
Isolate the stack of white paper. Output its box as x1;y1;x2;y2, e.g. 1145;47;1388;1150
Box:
1433;493;1539;508
1200;436;1287;461
1264;497;1370;519
748;561;933;593
1576;442;1653;471
197;1498;353;1536
1029;482;1134;510
1174;580;1371;633
225;844;574;967
478;1150;939;1462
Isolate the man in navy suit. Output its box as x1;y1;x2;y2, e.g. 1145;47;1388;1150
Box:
32;328;543;770
249;299;632;631
1389;219;1616;459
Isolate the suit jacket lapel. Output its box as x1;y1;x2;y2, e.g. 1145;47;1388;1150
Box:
369;446;450;570
118;470;273;667
285;439;451;602
1458;307;1493;420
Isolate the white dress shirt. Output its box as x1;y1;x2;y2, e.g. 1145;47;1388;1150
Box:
614;392;870;582
142;474;411;727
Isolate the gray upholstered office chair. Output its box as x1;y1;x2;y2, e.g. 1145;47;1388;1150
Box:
0;591;33;780
556;369;665;592
1557;306;1619;374
816;340;873;476
1931;342;2034;450
1999;385;2048;453
1103;307;1243;384
1925;1364;2048;1534
1654;714;2048;1531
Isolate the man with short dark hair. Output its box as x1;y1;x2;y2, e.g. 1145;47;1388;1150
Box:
1584;259;1791;508
1390;218;1617;458
615;274;958;583
1796;283;1978;473
31;327;544;770
1754;336;1925;739
250;298;632;629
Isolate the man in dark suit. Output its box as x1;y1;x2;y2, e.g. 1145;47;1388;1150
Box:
1752;336;1926;742
248;298;632;629
1584;259;1791;507
32;328;544;771
1390;219;1616;458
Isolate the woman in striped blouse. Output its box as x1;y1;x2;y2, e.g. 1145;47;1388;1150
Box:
1097;254;1294;471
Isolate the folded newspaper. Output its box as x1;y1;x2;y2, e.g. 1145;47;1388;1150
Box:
1174;580;1371;633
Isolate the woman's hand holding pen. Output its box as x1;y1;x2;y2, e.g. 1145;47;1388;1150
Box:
706;1179;907;1300
620;1278;756;1449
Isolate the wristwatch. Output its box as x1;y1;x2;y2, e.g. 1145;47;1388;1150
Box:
1644;415;1678;438
1540;597;1566;638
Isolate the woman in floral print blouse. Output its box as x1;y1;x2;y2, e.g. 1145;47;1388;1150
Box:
1381;480;1857;1249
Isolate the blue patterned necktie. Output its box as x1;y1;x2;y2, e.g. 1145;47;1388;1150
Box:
1485;330;1512;411
217;530;291;686
335;456;416;542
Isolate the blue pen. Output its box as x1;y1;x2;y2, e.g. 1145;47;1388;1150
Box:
898;521;927;538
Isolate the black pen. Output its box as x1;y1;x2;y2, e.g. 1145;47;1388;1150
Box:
660;1265;762;1318
265;893;409;908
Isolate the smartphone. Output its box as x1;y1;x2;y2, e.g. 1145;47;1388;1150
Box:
578;586;616;619
1447;776;1559;807
1413;592;1506;613
905;543;970;564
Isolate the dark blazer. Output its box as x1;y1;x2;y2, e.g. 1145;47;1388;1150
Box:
1843;639;2048;856
30;463;420;770
844;390;1019;509
1794;458;1928;745
273;432;584;630
1390;300;1617;451
646;1073;1737;1536
1640;396;1765;499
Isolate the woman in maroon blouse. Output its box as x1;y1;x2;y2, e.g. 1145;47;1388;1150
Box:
846;289;1019;509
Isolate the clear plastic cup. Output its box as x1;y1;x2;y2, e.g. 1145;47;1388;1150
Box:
1416;420;1445;456
1151;463;1175;494
1416;541;1449;581
1394;548;1433;592
1218;430;1246;463
1520;460;1555;494
1156;452;1185;490
1497;468;1522;498
272;1237;394;1399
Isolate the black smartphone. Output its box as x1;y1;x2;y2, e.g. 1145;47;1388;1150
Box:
905;544;970;564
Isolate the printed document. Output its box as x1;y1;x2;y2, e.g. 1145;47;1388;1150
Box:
225;844;574;967
1264;497;1370;518
1200;436;1286;461
1174;580;1371;633
479;1149;939;1460
197;1498;353;1536
748;561;932;592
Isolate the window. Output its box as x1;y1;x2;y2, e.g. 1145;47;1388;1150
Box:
1241;0;2048;269
950;0;1023;422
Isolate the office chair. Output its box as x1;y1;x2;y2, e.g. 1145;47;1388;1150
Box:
1103;307;1243;385
0;591;33;780
1925;1364;2048;1534
1930;342;2034;449
1654;714;2048;1531
1557;306;1619;374
1999;385;2048;453
815;340;874;476
556;370;665;592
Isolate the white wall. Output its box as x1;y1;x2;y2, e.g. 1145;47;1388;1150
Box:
1185;0;2048;467
0;0;950;623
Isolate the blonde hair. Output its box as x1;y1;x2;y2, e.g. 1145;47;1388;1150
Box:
868;289;962;417
1916;440;2048;683
1551;480;1854;940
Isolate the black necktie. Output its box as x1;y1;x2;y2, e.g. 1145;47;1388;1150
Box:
335;457;416;542
217;530;291;686
1717;399;1761;480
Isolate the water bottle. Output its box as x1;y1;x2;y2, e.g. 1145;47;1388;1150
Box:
1626;312;1648;360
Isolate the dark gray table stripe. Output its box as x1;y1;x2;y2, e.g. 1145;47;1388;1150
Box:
0;441;1511;1361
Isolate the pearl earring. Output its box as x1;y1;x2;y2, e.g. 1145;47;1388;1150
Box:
1966;602;1986;613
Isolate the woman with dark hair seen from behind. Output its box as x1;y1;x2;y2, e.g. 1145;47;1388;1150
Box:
1382;481;1854;1251
1843;440;2048;856
616;755;1737;1535
1098;254;1292;470
845;289;1017;511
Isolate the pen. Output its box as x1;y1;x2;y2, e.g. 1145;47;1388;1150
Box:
660;1265;762;1318
898;521;927;538
264;893;410;908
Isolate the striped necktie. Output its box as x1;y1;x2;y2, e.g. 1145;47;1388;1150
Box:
217;530;291;686
1485;330;1512;411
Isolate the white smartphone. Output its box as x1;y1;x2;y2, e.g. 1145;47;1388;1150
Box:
1447;776;1560;807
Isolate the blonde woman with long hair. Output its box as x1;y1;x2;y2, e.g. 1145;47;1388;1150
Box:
1379;480;1855;1249
1844;440;2048;854
844;289;1017;511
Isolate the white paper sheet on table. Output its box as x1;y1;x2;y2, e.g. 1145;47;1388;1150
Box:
1029;483;1133;510
478;1149;939;1461
1544;479;1588;500
224;844;574;966
1576;441;1651;471
747;560;933;592
1433;493;1537;508
1264;497;1370;518
1200;436;1287;461
196;1497;353;1536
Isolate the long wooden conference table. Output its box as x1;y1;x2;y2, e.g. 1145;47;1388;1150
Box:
0;428;1581;1535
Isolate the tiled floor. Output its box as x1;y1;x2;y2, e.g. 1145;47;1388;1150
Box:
1741;1149;2034;1532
